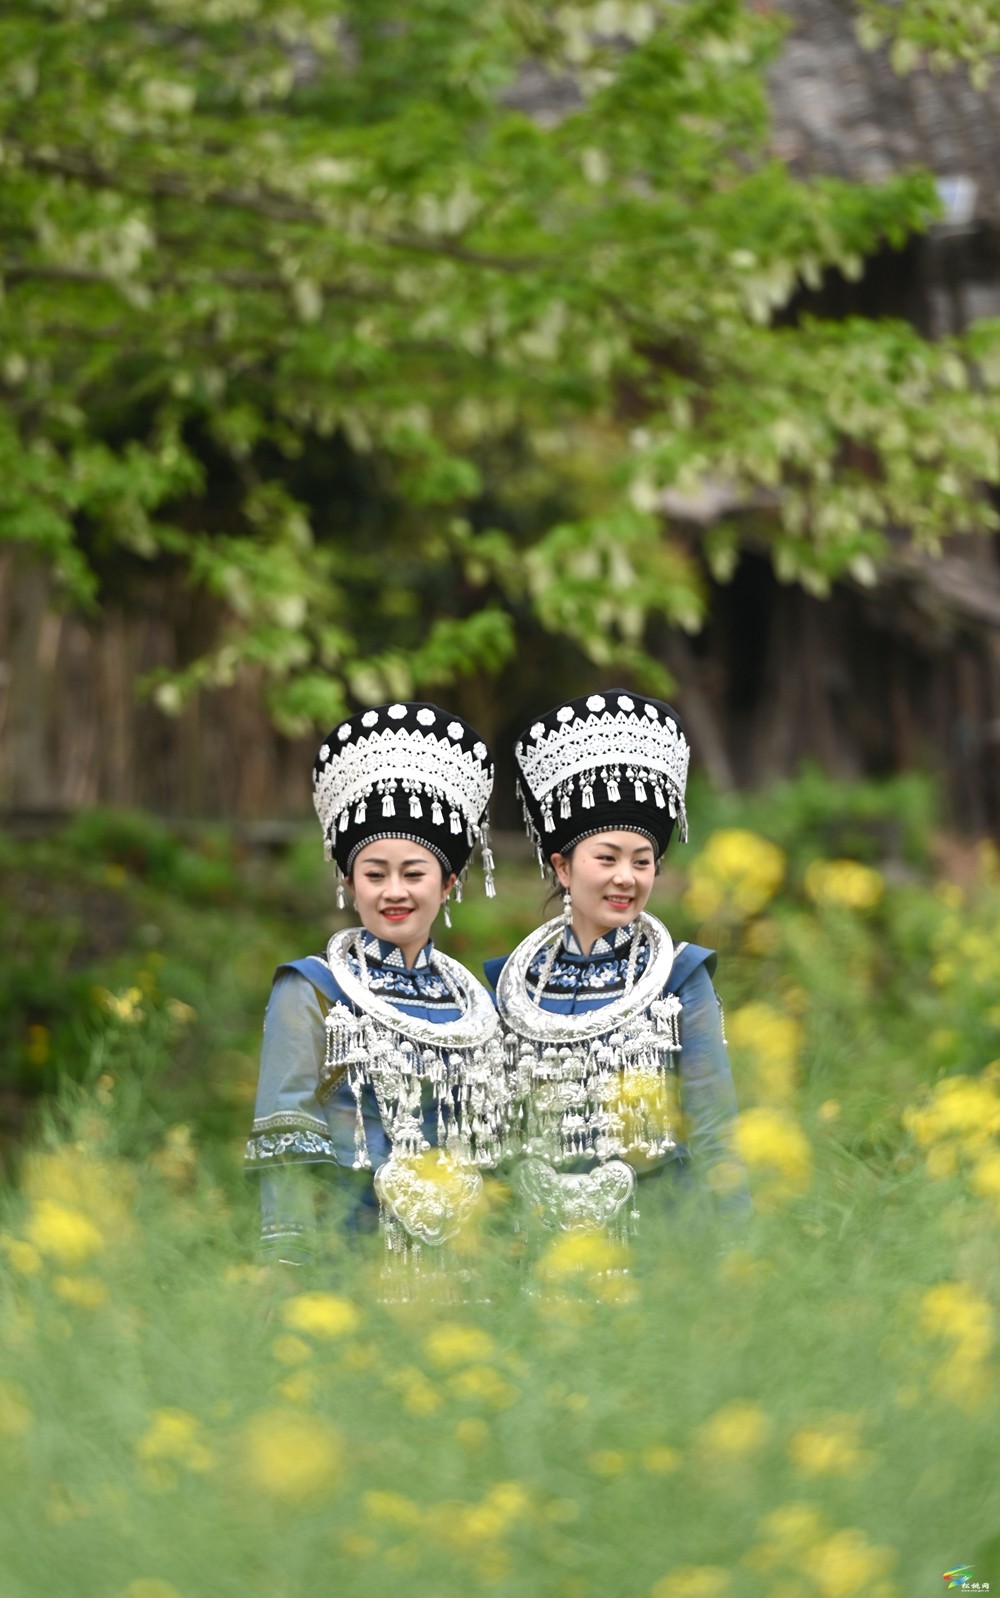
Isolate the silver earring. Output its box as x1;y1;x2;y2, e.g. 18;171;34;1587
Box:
443;897;452;929
562;889;572;925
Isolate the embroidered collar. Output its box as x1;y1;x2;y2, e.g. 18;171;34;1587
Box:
562;922;637;958
358;931;434;971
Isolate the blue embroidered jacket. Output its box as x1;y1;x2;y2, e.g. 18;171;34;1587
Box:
246;932;481;1261
484;920;749;1211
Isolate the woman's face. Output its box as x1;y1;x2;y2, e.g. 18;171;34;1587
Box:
551;831;656;953
348;839;455;967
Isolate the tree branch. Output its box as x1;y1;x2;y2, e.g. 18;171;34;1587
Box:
11;143;551;273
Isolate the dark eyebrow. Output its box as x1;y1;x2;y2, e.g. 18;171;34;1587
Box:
593;842;653;857
359;855;431;868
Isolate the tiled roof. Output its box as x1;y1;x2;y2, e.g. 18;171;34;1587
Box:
770;0;1000;223
503;4;1000;225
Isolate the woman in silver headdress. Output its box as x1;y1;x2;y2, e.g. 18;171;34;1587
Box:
485;690;749;1238
245;702;508;1277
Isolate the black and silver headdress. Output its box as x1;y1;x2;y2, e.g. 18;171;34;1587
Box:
313;701;496;900
514;689;689;865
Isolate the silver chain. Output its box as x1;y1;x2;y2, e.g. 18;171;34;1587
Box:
622;921;643;995
530;931;564;1009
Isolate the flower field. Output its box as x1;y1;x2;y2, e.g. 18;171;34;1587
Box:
1;778;999;1598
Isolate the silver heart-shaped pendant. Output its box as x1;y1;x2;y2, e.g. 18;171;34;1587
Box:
512;1156;636;1230
374;1154;483;1246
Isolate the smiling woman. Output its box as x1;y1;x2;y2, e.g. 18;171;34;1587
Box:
348;841;454;967
244;703;508;1282
550;832;657;955
486;690;749;1239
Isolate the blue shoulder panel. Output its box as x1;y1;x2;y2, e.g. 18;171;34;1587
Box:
276;955;350;1009
666;942;717;992
482;954;509;993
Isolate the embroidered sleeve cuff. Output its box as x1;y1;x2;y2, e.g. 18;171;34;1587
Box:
260;1221;316;1265
244;1112;339;1170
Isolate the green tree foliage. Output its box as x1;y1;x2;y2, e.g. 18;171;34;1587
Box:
2;0;999;726
855;0;1000;86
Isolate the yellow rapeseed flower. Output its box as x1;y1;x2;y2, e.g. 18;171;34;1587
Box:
787;1416;871;1478
684;829;786;921
651;1567;730;1598
364;1489;421;1527
758;1501;827;1550
426;1498;479;1554
734;1108;812;1206
383;1364;442;1416
614;1069;670;1111
728;1004;802;1069
970;1151;1000;1200
919;1282;993;1355
727;1003;803;1103
470;1481;531;1534
918;1282;995;1410
716;1249;770;1288
904;1075;1000;1155
223;1263;267;1287
96;985;145;1022
539;1230;628;1280
22;1145;136;1238
933;1350;994;1409
271;1335;312;1366
811;1529;894;1598
456;1416;490;1450
641;1444;682;1474
407;1147;486;1208
277;1368;319;1405
25;1200;104;1266
280;1291;360;1339
0;1378;32;1438
0;1234;44;1277
448;1365;516;1409
925;1144;959;1180
804;859;884;911
696;1399;771;1461
594;1269;640;1306
136;1408;213;1473
51;1275;108;1309
239;1409;342;1501
428;1482;531;1553
423;1321;496;1368
610;1069;677;1149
